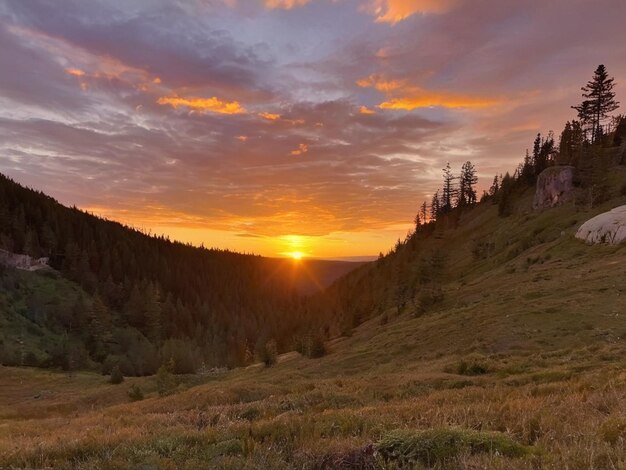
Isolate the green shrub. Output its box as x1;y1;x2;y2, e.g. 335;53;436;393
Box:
127;384;144;402
376;428;530;466
156;358;177;396
109;365;124;384
296;333;327;359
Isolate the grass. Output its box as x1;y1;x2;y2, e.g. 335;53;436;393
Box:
376;428;531;466
1;169;625;468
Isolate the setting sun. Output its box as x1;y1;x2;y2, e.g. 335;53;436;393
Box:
288;251;304;260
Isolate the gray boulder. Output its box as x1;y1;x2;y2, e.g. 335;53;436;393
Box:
575;205;626;245
533;166;580;209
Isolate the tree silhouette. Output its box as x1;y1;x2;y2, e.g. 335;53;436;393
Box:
441;163;456;213
573;65;619;143
458;161;478;207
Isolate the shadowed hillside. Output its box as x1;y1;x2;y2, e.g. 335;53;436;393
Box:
0;174;363;373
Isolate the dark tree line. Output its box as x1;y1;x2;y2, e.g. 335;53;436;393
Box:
415;161;479;226
0;173;312;373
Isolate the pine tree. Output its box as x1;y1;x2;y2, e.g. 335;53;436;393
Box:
420;201;428;224
572;64;620;143
430;190;441;220
489;175;499;197
559;120;585;165
441;163;456;213
498;173;514;217
614;115;626;146
458;161;478;206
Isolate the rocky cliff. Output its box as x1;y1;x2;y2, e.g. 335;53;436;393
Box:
0;249;49;271
533;166;580;209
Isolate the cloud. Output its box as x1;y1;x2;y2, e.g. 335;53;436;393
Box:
358;74;501;110
359;106;376;114
157;95;246;114
290;143;308;155
364;0;459;23
65;68;86;77
264;0;311;9
357;75;404;92
259;111;281;120
378;90;499;110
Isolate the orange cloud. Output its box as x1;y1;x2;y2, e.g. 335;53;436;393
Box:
359;74;499;110
378;90;498;110
359;106;376;115
365;0;458;23
357;75;404;92
259;112;281;120
290;143;308;155
236;135;248;142
65;68;86;77
264;0;311;9
157;96;246;114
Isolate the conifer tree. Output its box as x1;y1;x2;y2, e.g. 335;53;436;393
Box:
430;190;441;220
489;175;499;197
420;201;428;224
572;64;620;143
441;163;456;213
559;120;585;165
458;161;478;206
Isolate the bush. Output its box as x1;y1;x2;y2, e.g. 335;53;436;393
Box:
109;365;124;384
239;407;261;421
455;360;488;376
376;428;530;466
156;358;177;396
295;333;327;359
256;339;278;367
127;384;144;402
600;418;626;445
417;286;443;312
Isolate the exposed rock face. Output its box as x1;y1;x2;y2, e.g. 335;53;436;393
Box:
0;249;49;271
533;166;580;209
575;205;626;245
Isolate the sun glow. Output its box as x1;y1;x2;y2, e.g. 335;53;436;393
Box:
287;251;305;260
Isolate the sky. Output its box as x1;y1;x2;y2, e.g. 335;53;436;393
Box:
0;0;625;259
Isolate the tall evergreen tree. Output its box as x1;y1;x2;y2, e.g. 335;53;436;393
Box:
430;190;441;221
457;161;478;206
558;120;585;165
441;163;456;213
572;64;620;143
420;201;428;224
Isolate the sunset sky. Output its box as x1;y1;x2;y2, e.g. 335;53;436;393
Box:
1;0;625;259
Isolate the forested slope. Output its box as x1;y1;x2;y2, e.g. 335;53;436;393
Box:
0;174;358;373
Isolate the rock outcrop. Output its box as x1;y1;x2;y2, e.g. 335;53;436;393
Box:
0;249;49;271
575;205;626;245
533;166;580;209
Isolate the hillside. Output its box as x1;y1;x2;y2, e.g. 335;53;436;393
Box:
1;159;625;469
0;174;363;373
